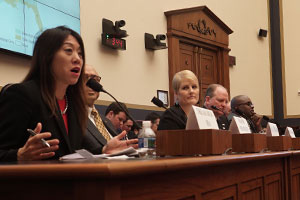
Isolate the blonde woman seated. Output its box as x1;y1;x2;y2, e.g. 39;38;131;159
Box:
158;70;199;130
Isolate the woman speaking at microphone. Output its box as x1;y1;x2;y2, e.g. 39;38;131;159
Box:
0;26;87;161
158;70;200;130
0;26;137;162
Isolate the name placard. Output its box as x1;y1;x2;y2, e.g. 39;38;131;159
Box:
284;127;296;138
229;116;251;134
186;106;219;130
266;122;280;137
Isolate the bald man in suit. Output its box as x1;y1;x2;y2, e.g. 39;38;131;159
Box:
203;84;230;130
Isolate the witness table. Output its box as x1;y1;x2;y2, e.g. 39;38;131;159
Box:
1;151;300;200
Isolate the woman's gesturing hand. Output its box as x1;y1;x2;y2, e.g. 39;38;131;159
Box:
17;123;59;161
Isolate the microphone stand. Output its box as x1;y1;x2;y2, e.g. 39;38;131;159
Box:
151;97;186;128
102;89;142;130
86;78;142;130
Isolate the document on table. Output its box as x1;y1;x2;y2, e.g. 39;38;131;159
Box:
59;147;137;160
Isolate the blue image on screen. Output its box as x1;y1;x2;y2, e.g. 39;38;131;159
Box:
0;0;80;56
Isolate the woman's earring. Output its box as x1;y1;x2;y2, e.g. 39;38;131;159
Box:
175;99;179;106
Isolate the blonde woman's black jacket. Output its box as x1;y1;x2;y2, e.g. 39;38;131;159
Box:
157;104;187;130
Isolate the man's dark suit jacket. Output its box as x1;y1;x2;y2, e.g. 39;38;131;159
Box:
203;105;229;130
217;115;230;130
82;113;118;154
0;80;83;161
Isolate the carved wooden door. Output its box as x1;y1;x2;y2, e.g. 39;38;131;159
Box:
165;6;232;106
198;47;218;105
179;42;218;106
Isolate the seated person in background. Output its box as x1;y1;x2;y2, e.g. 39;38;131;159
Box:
158;70;199;130
145;112;161;132
122;118;133;134
228;95;263;133
105;102;128;133
122;118;132;137
82;64;137;154
122;118;136;139
127;121;141;139
203;84;230;130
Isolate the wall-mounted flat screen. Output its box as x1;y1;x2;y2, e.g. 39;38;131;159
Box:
0;0;80;56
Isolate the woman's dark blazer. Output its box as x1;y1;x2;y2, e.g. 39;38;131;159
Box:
0;80;83;161
157;104;187;130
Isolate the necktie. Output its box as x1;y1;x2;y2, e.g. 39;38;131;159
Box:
91;108;111;141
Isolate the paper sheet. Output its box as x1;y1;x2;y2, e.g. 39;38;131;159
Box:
60;147;137;160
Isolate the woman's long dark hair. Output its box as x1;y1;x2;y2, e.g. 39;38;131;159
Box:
23;26;87;134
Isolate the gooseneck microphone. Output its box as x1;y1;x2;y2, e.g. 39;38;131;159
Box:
86;78;106;93
211;105;221;112
151;96;167;109
86;78;142;129
151;97;186;127
211;105;228;117
210;105;230;130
